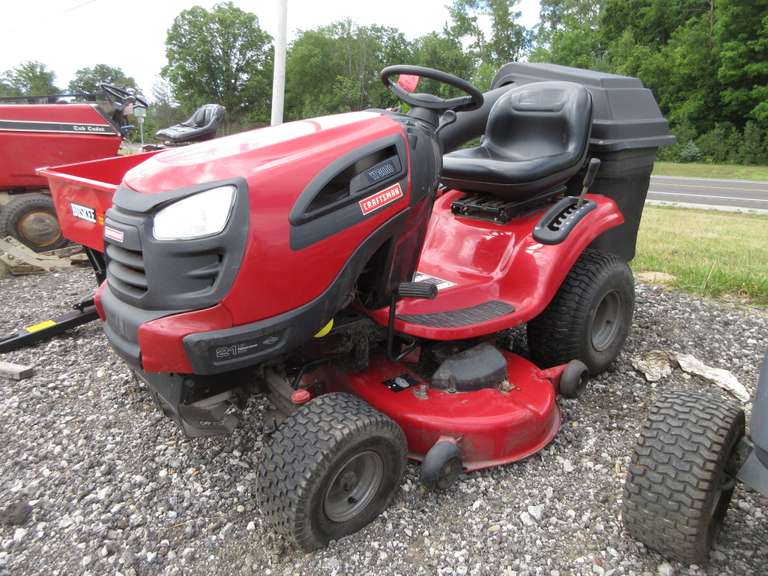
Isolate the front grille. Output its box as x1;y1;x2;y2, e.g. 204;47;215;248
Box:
103;180;248;311
106;243;147;298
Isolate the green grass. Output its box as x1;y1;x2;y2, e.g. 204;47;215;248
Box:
634;205;768;305
653;161;768;181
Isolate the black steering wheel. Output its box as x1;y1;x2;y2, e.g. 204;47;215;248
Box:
381;65;483;113
100;83;149;108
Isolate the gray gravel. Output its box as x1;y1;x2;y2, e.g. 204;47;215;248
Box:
1;268;766;576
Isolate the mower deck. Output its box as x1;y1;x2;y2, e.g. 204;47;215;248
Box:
321;350;561;471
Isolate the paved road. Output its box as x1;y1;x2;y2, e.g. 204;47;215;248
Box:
648;175;768;212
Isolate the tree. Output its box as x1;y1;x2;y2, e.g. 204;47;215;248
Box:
715;1;768;127
68;64;138;95
162;2;273;123
0;61;58;96
446;0;531;87
410;32;475;98
285;21;411;120
531;1;605;69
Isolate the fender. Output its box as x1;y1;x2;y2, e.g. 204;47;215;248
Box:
370;190;624;340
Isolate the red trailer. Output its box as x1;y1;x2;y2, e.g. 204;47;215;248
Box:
0;86;141;251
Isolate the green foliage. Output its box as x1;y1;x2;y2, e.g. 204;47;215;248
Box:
410;32;474;96
695;123;740;163
0;61;58;96
285;21;411;119
68;64;138;95
162;1;272;123
532;0;605;68
739;122;768;165
447;0;531;84
678;140;702;163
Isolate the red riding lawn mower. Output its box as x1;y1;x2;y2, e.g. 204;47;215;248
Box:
37;63;674;550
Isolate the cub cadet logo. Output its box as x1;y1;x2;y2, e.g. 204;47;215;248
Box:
358;182;404;215
70;202;96;223
72;124;109;133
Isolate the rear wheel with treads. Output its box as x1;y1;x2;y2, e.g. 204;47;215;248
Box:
257;393;407;551
622;390;745;564
527;248;634;375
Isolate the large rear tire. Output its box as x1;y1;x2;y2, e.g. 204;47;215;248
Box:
527;248;634;375
622;390;745;564
0;193;67;252
257;393;407;551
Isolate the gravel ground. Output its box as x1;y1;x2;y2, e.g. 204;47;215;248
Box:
1;268;766;576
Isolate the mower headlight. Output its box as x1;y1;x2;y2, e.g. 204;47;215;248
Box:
152;185;235;241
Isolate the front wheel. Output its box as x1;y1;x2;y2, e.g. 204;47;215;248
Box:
622;390;745;564
527;249;634;375
257;393;407;551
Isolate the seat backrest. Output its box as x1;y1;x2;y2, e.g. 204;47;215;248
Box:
185;104;226;129
485;81;592;162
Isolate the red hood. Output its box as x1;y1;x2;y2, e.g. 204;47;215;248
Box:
123;111;384;193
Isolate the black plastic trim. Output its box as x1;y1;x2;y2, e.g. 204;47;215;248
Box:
105;178;249;311
533;196;597;244
183;210;413;374
289;134;408;250
398;300;515;328
0;119;117;135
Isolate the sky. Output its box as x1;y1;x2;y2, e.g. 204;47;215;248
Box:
0;0;540;97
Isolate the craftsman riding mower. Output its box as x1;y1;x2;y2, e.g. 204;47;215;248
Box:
38;63;673;550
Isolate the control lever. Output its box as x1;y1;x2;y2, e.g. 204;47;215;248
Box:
387;281;438;361
396;281;438;300
578;158;601;206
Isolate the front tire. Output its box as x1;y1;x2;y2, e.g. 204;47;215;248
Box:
0;193;67;252
257;393;407;551
622;390;745;564
527;249;634;375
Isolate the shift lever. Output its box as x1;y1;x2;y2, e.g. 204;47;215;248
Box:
579;158;601;206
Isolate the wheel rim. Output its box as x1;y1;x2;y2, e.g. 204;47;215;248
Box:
323;450;384;523
436;458;463;490
16;210;61;249
591;290;622;352
706;435;742;546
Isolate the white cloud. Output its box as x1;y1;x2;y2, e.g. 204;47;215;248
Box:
0;0;540;95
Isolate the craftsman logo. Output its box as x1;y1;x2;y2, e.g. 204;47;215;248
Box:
104;226;124;243
70;202;96;223
358;183;403;215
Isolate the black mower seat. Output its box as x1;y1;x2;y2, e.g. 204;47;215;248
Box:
156;103;225;144
441;81;592;200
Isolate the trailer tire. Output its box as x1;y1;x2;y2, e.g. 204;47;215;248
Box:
0;193;67;252
257;393;407;551
622;390;745;564
527;248;634;375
